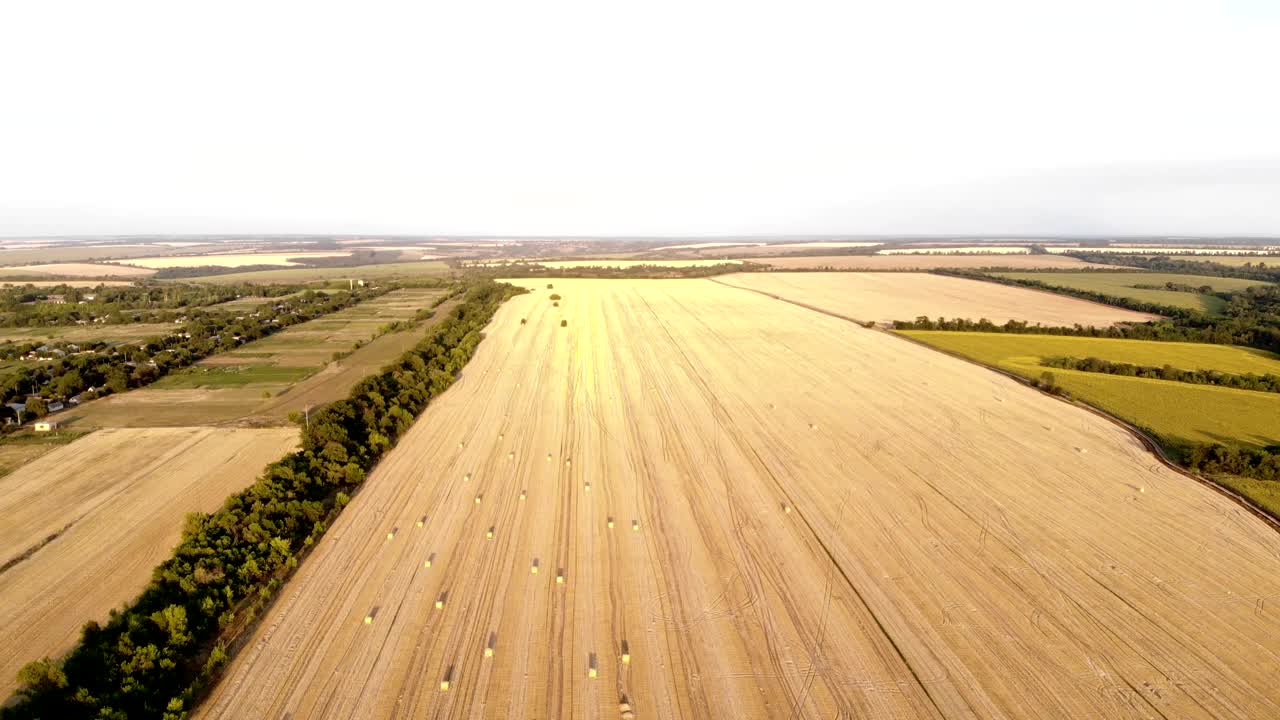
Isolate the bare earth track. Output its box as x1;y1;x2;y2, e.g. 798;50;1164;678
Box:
0;427;299;701
196;279;1280;719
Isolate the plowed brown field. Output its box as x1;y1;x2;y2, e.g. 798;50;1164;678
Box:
196;279;1280;719
0;428;298;700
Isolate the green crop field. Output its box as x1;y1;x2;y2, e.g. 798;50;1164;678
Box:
898;331;1280;450
152;365;314;388
67;288;446;428
1217;476;1280;519
992;272;1271;314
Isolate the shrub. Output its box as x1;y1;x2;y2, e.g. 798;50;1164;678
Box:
549;294;561;301
560;319;568;327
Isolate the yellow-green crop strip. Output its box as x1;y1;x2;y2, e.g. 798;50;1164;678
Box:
991;272;1271;314
898;331;1280;449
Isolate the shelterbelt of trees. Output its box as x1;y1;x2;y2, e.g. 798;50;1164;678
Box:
930;269;1280;353
1040;355;1280;394
897;261;1280;483
0;287;387;429
2;280;525;720
0;284;302;328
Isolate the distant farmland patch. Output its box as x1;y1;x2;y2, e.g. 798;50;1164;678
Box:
182;260;449;284
0;262;154;278
716;272;1158;326
65;288;448;427
531;259;744;269
877;245;1030;255
992;271;1272;314
110;252;353;269
899;331;1280;449
758;254;1121;270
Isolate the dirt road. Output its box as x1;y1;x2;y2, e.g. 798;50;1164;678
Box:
195;279;1280;719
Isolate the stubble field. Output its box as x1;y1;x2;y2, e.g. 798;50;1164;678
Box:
0;427;299;701
716;272;1159;326
195;278;1280;719
757;255;1120;270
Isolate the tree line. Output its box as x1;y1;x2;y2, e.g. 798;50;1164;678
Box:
0;283;303;328
1062;253;1280;283
0;288;386;428
1175;442;1280;482
916;272;1280;354
1040;355;1280;394
2;280;525;720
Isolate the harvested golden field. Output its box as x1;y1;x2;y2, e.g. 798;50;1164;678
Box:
1048;246;1280;255
877;246;1030;254
758;254;1121;270
0;279;136;288
197;278;1280;719
0;427;298;700
716;271;1159;326
0;262;155;277
720;241;883;256
535;259;745;269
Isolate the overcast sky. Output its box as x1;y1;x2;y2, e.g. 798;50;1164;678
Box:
2;0;1278;237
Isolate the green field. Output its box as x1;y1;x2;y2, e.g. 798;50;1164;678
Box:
992;272;1271;313
1217;476;1280;519
182;261;449;284
899;331;1280;449
66;288;447;428
152;365;314;388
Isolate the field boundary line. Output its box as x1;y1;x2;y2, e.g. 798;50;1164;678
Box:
889;330;1280;533
708;277;1280;534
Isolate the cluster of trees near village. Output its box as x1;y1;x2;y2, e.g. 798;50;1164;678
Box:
0;284;301;327
0;287;384;429
3;280;525;720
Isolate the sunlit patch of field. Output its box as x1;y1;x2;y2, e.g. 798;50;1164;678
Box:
717;271;1157;326
194;278;1280;720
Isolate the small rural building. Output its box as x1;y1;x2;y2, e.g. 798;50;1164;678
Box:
34;421;59;432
